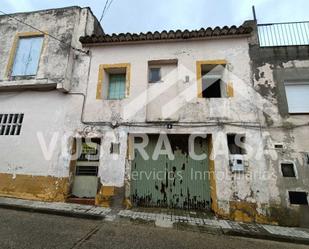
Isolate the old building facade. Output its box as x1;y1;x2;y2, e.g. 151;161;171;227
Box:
0;6;308;227
0;6;103;201
79;22;272;223
248;22;309;227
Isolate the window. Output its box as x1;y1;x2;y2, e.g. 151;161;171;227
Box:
284;82;309;113
149;68;161;83
227;134;246;155
108;74;126;100
0;113;24;136
281;163;296;177
11;36;44;76
77;138;101;162
201;64;225;98
97;63;130;100
110;142;120;154
289;191;308;205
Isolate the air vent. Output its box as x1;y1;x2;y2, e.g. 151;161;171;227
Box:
0;113;24;136
274;144;283;149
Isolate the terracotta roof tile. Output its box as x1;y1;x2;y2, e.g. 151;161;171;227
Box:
80;24;252;45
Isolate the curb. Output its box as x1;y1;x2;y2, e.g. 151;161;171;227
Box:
0;203;105;220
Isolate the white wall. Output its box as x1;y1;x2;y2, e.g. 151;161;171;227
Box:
84;38;257;123
0;91;83;178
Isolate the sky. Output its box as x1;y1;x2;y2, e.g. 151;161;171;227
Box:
2;0;309;34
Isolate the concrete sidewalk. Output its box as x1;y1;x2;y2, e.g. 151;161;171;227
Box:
1;197;309;245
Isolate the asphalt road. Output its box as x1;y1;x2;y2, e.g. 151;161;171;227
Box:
0;208;307;249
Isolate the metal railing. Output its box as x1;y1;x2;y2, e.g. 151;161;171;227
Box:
257;21;309;47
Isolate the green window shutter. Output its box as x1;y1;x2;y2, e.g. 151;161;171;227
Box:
108;74;126;100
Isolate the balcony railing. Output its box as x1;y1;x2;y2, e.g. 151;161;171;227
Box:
257;21;309;47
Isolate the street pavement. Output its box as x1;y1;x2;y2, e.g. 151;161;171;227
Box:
0;208;308;249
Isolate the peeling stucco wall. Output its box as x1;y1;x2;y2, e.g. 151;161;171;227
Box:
82;37;274;220
0;6;103;201
249;26;309;226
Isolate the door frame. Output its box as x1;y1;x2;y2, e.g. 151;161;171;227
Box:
67;137;102;201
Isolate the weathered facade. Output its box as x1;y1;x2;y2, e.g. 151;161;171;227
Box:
0;6;103;202
248;22;309;227
79;22;275;223
0;6;308;227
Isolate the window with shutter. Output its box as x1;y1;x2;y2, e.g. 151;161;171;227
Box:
284;82;309;113
11;36;44;76
108;74;126;100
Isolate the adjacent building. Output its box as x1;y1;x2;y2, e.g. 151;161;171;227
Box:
0;6;103;202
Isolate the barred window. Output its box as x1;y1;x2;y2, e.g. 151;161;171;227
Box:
0;114;24;136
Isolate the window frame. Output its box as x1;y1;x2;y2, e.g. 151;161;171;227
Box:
6;32;46;79
107;73;126;100
196;60;234;98
273;68;309;116
96;63;131;100
284;81;309;114
148;67;162;83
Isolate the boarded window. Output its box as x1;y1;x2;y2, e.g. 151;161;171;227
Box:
284;82;309;113
289;191;308;205
281;163;296;177
11;36;44;76
108;74;126;100
0;113;24;136
149;68;161;83
227;134;246;155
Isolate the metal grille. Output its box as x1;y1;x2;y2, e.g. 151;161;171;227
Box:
0;113;24;136
76;166;98;176
258;21;309;47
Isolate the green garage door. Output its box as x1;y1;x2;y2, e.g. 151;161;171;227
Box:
131;134;211;210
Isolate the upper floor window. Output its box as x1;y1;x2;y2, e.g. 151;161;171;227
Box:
108;74;126;100
11;36;44;77
196;60;234;98
201;64;225;98
284;82;309;113
149;67;161;83
97;63;130;100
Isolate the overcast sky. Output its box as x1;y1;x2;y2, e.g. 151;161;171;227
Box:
2;0;309;33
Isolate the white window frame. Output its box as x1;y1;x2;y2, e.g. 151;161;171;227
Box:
284;81;309;114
